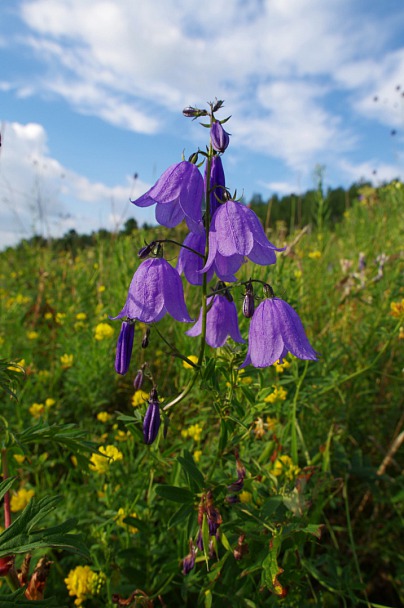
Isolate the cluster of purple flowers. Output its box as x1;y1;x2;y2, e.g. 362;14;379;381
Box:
111;101;318;445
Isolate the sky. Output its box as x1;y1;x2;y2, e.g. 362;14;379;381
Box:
0;0;403;249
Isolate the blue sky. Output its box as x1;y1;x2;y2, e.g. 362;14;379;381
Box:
1;0;403;248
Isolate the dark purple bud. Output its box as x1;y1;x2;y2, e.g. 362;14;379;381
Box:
205;155;226;216
225;494;240;504
182;541;196;575
210;121;230;153
142;327;151;348
182;106;208;118
133;369;144;390
138;241;157;259
196;530;204;551
243;281;255;318
143;399;161;445
115;321;135;375
211;99;225;113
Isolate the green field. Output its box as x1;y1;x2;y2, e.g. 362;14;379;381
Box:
0;180;403;607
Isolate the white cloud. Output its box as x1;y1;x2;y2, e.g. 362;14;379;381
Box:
0;121;154;248
339;158;403;184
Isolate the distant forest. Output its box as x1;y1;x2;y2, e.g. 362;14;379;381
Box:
11;178;377;254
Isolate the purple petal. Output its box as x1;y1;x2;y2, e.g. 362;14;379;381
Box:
161;263;193;322
215;201;254;256
155;198;184;227
272;299;318;360
177;232;213;285
245;300;285;367
143;401;161;445
115;321;135;375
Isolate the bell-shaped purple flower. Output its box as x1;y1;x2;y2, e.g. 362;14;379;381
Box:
205;155;226;216
143;387;161;445
176;231;214;286
240;298;319;368
111;258;193;324
186;294;245;348
114;320;135;375
210;122;230;153
131;161;204;234
201;201;285;281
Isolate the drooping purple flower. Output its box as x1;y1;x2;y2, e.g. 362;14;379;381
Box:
186;294;245;348
205;155;226;216
210;121;230;153
176;231;213;286
114;320;135;375
111;258;193;324
201;201;285;281
143;388;161;445
131;161;204;234
182;541;197;575
240;298;319;368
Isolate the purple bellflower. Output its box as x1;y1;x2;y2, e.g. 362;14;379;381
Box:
241;297;319;368
205;155;226;216
176;231;214;286
111;258;193;324
114;320;135;375
143;388;161;445
201;201;285;281
131;161;204;234
186;294;245;347
210;121;230;153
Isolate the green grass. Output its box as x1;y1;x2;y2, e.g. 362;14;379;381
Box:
0;181;403;607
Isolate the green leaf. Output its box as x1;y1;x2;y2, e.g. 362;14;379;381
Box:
261;535;287;597
168;503;195;529
155;485;194;504
0;496;89;559
0;589;61;607
0;477;17;502
16;423;97;456
178;451;204;491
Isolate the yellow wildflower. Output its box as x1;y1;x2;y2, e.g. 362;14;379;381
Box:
239;491;252;503
253;417;266;439
308;250;322;260
37;369;50;379
132;390;149;407
273;359;290;373
399;326;404;340
10;488;35;512
94;322;114;341
8;359;25;373
97;411;112;423
60;353;74;368
71;455;78;467
13;454;25;464
183;355;199;369
182;423;203;442
65;565;98;606
193;450;202;463
272;455;301;480
29;403;45;419
390;299;404;318
26;331;39;340
89;445;123;474
45;398;56;408
294;269;302;279
76;312;87;321
56;312;66;324
115;429;130;442
43;312;53;320
115;508;138;534
264;386;287;403
97;285;106;293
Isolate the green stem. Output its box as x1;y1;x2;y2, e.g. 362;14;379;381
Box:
291;361;308;464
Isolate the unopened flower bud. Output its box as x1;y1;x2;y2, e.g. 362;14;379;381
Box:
0;556;14;577
243;282;255;318
210;121;230;153
263;283;275;299
142;327;151;348
133;368;144;390
115;320;135;375
182;541;196;575
211;99;225;113
143;391;161;445
182;106;208;118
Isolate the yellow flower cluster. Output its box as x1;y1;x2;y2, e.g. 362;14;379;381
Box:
132;390;149;407
193;450;202;463
390;299;404;318
239;491;252;503
253;416;277;439
13;454;25;464
181;423;203;442
29;398;56;419
115;508;138;534
97;411;112;423
264;386;287;403
10;488;35;512
94;322;114;341
65;565;105;606
273;359;290;373
26;330;39;340
308;250;322;260
90;445;123;474
60;353;74;368
272;455;301;480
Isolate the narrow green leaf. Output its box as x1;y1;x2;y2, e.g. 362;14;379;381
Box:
178;451;204;490
0;477;17;502
155;485;194;504
168;503;195;529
